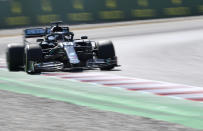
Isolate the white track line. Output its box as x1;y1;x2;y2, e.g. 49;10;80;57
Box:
61;76;127;80
144;88;203;93
116;83;180;87
170;94;203;98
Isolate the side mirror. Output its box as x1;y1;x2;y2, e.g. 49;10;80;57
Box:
36;39;44;42
81;36;88;39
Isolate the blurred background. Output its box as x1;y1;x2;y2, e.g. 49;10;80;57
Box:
1;0;203;28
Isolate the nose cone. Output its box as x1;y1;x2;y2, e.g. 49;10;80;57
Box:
63;42;80;64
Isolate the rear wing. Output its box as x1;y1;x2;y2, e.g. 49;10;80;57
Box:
24;27;70;38
24;28;46;38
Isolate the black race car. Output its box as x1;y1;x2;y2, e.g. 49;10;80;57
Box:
6;22;119;74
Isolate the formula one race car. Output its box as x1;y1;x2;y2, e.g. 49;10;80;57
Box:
6;21;119;74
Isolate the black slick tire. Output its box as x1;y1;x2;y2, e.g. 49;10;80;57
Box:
6;44;24;71
97;40;116;70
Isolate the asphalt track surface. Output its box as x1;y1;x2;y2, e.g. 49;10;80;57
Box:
0;17;203;130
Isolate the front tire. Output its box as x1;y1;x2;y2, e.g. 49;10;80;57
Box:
97;40;117;70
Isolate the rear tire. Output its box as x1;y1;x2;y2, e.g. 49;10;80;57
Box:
25;44;43;74
97;40;116;70
6;44;24;71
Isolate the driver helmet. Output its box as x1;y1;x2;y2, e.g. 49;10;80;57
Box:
51;26;63;33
